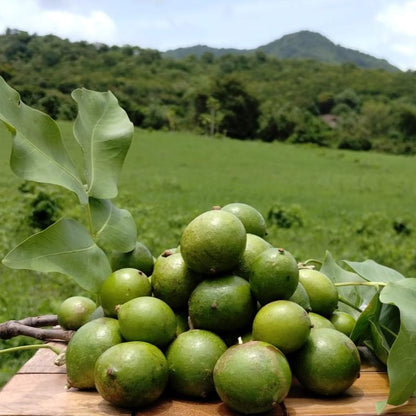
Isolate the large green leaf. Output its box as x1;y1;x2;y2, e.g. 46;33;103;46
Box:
379;279;416;406
89;197;137;253
72;88;134;199
2;218;111;294
0;77;87;204
344;259;405;283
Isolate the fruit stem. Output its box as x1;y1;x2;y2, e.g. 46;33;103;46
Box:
0;343;63;355
338;296;363;313
299;259;322;269
85;201;94;237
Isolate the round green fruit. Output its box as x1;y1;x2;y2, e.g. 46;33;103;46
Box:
151;253;201;310
309;312;335;330
180;209;246;275
330;311;356;336
166;329;227;398
292;328;361;396
117;296;176;348
249;247;299;305
65;317;122;389
188;275;255;334
252;300;311;354
110;241;154;276
235;233;272;280
221;202;267;237
98;268;151;317
213;341;292;414
299;268;338;317
94;341;168;408
57;296;96;330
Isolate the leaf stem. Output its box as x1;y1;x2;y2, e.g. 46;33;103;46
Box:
338;295;363;313
85;200;94;237
0;343;63;355
335;281;387;288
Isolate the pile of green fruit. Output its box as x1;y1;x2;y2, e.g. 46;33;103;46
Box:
59;202;360;414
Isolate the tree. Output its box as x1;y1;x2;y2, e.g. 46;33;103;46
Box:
212;76;260;139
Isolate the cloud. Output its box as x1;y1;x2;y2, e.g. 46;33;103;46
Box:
376;1;416;36
0;0;117;44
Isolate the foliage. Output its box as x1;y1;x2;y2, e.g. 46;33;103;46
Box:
0;77;136;294
267;203;304;228
1;30;416;153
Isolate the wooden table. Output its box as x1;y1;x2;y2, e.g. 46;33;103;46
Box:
1;344;416;416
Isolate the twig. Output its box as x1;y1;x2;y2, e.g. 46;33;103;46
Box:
0;315;74;342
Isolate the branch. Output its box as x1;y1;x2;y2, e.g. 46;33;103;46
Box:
0;314;74;342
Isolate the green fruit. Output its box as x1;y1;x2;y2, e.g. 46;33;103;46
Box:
221;202;267;237
249;247;299;305
174;310;189;336
110;241;154;276
299;268;339;317
180;209;246;275
151;253;201;310
288;282;311;311
94;341;168;408
117;296;176;348
292;328;361;396
330;311;356;336
98;268;151;317
235;233;272;279
309;312;335;330
252;300;312;354
65;317;122;389
166;329;227;398
213;341;292;414
188;275;255;334
57;296;96;330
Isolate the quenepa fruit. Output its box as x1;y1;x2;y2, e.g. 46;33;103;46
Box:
110;241;154;276
166;329;227;398
188;275;255;334
213;341;292;414
98;268;151;317
57;296;96;330
299;268;339;317
330;311;356;336
117;296;176;348
151;252;201;310
249;247;299;305
180;209;246;275
94;341;168;408
292;328;361;396
252;300;312;354
65;317;122;389
221;202;267;237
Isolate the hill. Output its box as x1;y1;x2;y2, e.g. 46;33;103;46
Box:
164;30;398;72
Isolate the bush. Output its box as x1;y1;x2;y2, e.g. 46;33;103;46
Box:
267;203;304;228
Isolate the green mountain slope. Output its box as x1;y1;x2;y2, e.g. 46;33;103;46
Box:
164;30;399;72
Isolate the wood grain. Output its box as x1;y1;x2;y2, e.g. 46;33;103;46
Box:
1;346;416;416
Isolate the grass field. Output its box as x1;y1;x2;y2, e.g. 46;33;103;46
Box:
1;121;416;386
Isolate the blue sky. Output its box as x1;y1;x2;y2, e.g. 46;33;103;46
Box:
1;0;416;70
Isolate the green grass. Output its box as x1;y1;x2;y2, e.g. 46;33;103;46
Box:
1;122;416;387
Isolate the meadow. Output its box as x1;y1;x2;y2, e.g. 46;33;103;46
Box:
1;121;416;386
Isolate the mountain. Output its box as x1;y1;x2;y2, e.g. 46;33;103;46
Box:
164;30;399;72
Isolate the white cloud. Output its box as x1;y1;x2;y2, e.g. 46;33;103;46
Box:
376;1;416;36
0;0;117;44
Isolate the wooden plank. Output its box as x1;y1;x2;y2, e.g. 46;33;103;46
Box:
1;346;416;416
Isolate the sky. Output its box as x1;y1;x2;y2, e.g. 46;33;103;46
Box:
0;0;416;71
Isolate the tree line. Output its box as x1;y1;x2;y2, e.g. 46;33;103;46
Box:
1;29;416;154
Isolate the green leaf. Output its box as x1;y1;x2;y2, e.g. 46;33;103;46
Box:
72;88;134;199
344;259;405;283
0;77;87;204
350;291;382;344
89;197;137;253
379;278;416;406
369;320;390;366
320;251;371;316
2;218;111;294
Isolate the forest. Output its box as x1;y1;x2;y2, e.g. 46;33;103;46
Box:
1;28;416;154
